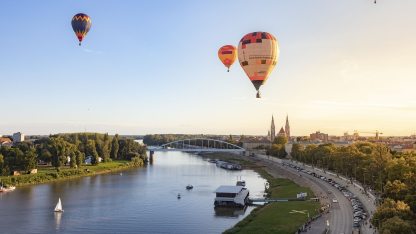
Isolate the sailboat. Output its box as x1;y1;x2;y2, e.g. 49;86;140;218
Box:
54;198;64;212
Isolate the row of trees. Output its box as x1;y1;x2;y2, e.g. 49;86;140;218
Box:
266;136;288;158
0;143;37;175
0;133;147;175
290;142;416;233
143;134;199;146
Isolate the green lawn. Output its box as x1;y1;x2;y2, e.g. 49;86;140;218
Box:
226;201;319;234
224;169;321;234
0;160;135;187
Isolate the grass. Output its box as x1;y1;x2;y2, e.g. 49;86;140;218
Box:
224;172;320;234
0;160;139;187
225;202;320;234
200;153;321;234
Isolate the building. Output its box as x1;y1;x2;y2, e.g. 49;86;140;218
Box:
241;138;271;150
270;115;276;142
285;115;290;140
0;137;13;147
269;114;291;142
214;185;249;207
277;127;286;137
310;131;329;142
12;132;25;143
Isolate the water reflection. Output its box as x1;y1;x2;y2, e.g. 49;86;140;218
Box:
0;152;266;234
54;212;62;230
214;206;248;217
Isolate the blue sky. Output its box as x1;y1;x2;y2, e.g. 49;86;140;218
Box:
1;0;416;136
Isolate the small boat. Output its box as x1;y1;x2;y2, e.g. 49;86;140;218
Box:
186;184;193;190
0;182;15;192
236;176;246;187
177;193;181;199
54;198;64;212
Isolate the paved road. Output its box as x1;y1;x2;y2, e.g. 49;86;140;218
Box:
290;160;378;234
252;155;353;234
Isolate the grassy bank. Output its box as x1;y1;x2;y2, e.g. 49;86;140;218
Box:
0;160;141;187
200;153;320;234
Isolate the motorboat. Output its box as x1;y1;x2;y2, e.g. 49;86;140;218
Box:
186;184;193;190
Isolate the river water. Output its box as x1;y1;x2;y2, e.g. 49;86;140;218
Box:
0;151;266;234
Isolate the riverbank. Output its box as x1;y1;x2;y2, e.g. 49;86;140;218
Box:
0;160;143;187
199;153;320;234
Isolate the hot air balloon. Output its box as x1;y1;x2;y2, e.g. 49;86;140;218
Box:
238;32;279;98
71;13;92;46
218;45;237;72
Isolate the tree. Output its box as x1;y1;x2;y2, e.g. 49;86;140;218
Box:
371;199;414;228
102;133;111;162
110;134;119;160
23;148;37;171
379;216;414;234
69;151;77;168
291;143;303;160
268;144;287;158
75;151;84;168
384;180;409;201
86;140;99;165
0;154;4;175
273;136;288;145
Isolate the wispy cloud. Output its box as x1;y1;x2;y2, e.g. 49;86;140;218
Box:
310;100;416;111
83;49;104;54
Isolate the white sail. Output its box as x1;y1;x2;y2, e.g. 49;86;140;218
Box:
54;198;63;212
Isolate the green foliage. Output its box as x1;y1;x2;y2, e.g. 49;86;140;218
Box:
0;132;146;175
225;169;319;234
292;142;416;232
273;136;287;145
130;156;144;167
267;144;287;158
75;151;84;168
267;136;288;158
110;134;119;160
0;160;138;187
379;216;415;234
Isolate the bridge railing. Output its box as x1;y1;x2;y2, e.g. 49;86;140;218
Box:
158;138;245;151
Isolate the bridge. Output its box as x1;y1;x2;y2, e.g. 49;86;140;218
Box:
147;138;246;153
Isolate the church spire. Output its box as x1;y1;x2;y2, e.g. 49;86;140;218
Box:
270;115;276;142
285;114;290;140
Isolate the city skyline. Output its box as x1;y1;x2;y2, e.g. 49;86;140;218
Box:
1;1;416;136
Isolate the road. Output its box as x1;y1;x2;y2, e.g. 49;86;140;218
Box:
290;160;377;233
252;154;353;234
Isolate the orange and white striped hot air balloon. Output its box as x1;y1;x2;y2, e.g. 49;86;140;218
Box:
238;32;279;98
218;45;237;72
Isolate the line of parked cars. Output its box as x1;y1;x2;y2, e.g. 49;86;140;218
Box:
282;162;367;229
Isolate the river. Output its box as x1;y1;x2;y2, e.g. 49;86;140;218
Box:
0;151;266;234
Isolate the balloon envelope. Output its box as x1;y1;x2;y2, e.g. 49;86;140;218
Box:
237;32;279;98
218;45;237;72
71;13;92;46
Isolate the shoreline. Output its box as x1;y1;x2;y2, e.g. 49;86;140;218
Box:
198;153;321;234
0;160;144;188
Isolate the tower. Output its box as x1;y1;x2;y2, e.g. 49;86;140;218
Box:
285;115;290;140
270;115;276;142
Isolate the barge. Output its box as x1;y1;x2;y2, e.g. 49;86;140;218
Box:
214;185;249;207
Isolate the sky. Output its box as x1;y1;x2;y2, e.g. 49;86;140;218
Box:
1;0;416;136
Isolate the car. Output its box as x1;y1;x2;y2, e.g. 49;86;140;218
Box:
353;222;361;228
332;199;338;203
